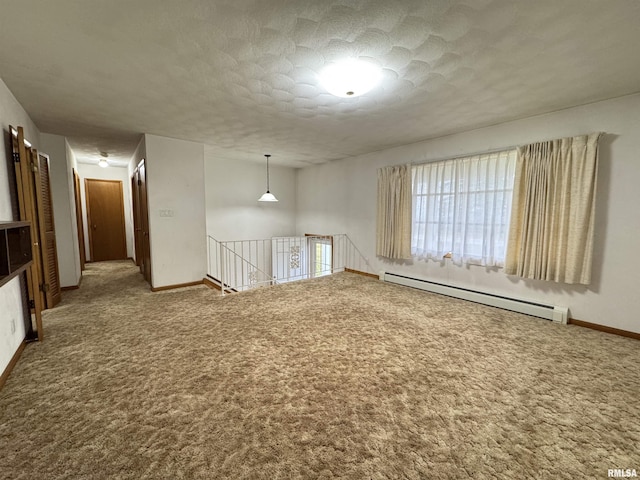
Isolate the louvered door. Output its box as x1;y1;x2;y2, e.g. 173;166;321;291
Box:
9;125;43;340
32;151;61;307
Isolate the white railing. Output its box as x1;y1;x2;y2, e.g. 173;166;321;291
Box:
207;234;373;295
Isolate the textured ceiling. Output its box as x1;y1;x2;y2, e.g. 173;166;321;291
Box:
1;0;640;168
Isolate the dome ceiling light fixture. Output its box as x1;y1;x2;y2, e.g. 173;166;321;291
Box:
98;151;109;168
258;154;278;202
319;59;382;98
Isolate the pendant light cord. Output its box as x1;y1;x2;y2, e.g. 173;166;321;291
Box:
265;154;271;192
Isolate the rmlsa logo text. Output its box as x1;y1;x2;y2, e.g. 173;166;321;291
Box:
608;469;638;478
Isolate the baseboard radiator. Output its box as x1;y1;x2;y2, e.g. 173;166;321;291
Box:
380;272;568;324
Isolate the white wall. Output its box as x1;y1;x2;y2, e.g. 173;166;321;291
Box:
204;147;297;241
0;78;41;374
297;93;640;334
40;133;81;288
77;163;134;261
145;134;206;288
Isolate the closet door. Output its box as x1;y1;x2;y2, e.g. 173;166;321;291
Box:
138;159;151;283
10;125;43;340
131;171;143;268
32;151;61;307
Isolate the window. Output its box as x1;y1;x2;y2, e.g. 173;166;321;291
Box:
411;149;516;267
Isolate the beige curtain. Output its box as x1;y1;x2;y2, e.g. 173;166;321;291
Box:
505;133;602;284
376;164;412;259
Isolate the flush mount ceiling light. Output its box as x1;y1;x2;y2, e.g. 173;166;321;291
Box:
98;151;109;168
319;59;382;98
258;154;278;202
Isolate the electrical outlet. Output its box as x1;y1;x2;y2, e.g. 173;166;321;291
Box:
159;209;174;217
10;318;16;334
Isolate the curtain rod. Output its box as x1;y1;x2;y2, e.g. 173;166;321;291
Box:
408;131;601;167
411;144;519;167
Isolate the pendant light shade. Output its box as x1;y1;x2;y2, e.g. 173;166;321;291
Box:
98;152;109;168
258;191;278;202
258;154;278;202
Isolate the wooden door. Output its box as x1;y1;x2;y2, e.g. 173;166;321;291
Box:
73;169;86;270
32;151;61;307
138;160;151;283
85;179;127;262
9;125;43;340
131;171;142;268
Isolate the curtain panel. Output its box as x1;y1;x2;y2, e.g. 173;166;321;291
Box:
505;133;602;285
411;150;516;267
376;164;412;259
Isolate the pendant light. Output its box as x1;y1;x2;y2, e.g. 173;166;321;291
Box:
258;154;278;202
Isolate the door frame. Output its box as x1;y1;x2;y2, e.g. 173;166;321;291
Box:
131;172;142;267
73;169;86;271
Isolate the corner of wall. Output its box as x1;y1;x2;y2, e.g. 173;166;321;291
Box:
40;133;82;288
145;134;207;287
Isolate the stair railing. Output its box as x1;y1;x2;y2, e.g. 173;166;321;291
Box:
207;234;374;295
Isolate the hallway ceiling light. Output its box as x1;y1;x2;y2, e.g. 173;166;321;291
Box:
319;59;382;98
98;152;109;168
258;154;278;202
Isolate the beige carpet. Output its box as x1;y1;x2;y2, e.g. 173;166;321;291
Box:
0;261;639;479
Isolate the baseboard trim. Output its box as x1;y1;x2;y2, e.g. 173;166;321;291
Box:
344;268;378;279
61;274;83;292
0;341;26;391
203;277;221;291
569;318;640;341
150;280;203;292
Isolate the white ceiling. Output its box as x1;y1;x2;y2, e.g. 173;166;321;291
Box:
1;0;639;168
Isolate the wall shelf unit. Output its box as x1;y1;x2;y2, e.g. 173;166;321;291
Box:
0;221;33;289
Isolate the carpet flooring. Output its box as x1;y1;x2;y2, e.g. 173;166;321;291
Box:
0;261;639;479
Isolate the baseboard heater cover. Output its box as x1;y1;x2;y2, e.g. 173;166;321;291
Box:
380;272;568;324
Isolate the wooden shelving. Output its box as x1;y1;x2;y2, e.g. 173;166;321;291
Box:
0;221;33;289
